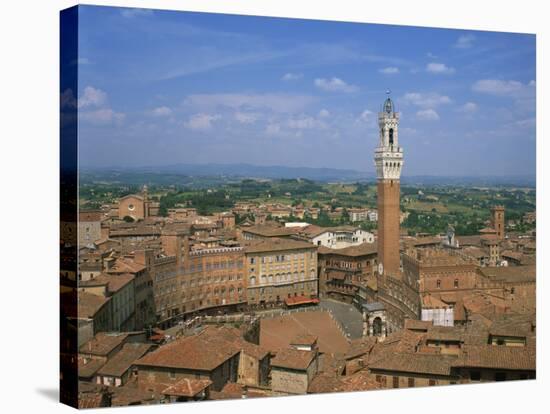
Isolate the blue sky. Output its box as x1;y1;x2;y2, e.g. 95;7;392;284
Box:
74;5;536;176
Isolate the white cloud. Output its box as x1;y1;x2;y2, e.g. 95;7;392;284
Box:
287;116;326;130
416;109;440;121
514;118;535;129
78;86;107;109
184;93;316;113
281;73;303;81
150;106;173;117
265;123;282;136
234;112;259;124
318;109;330;118
80;109;125;125
120;8;153;18
458;102;478;113
184;113;220;130
379;67;399;75
358;109;373;122
427;52;437;59
426;62;455;74
314;77;359;93
454;34;475;49
472;79;535;97
402;92;452;108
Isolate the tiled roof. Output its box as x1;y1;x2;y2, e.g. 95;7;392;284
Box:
78;291;110;319
290;334;318;346
318;242;377;257
79;273;135;293
344;336;377;360
136;326;265;371
244;237;315;253
97;343;153;377
109;257;147;274
404;319;433;332
271;348;317;370
479;265;536;283
369;352;457;376
242;225;300;237
453;345;535;370
426;326;464;342
79;332;129;356
162;379;212;397
78;357;106;379
79;211;102;222
422;294;449;309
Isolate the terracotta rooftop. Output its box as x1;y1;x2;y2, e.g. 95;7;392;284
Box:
109;378;158;406
317;242;377;257
97;343;153;377
479;265;536;283
109;257;147;274
79;332;129;356
426;326;464;342
244;237;316;254
456;235;482;247
344;336;377;360
209;382;269;400
78;356;106;379
242;225;300;237
78;291;110;319
369;352;457;376
79;210;102;222
453;344;535;371
404;319;433;332
79;272;135;293
290;334;318;347
136;326;266;371
162;379;212;397
271;348;317;371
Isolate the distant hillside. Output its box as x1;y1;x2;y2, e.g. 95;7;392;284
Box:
81;163;535;187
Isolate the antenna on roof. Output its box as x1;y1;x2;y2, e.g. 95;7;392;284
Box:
386;89;391;96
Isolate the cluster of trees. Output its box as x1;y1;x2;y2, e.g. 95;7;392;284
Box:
159;190;234;216
402;210;486;236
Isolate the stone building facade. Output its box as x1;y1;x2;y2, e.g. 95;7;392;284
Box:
244;238;318;307
317;243;378;303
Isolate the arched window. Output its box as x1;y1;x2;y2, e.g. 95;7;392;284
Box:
249;276;256;286
436;279;441;289
373;317;383;336
389;128;394;145
454;279;459;288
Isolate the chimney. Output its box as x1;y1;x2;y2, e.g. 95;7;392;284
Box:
104;257;114;272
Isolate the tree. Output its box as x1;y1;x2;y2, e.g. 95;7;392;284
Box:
341;208;350;223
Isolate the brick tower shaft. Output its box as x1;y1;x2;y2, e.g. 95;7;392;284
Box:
377;179;401;277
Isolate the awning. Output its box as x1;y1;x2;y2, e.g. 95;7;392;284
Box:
285;295;320;306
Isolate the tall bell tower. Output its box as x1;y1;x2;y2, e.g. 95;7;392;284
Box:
374;92;403;278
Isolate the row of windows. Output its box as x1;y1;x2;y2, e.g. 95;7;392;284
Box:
249;270;316;286
249;252;314;265
436;279;460;288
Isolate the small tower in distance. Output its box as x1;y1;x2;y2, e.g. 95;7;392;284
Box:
491;205;505;239
374;91;404;278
